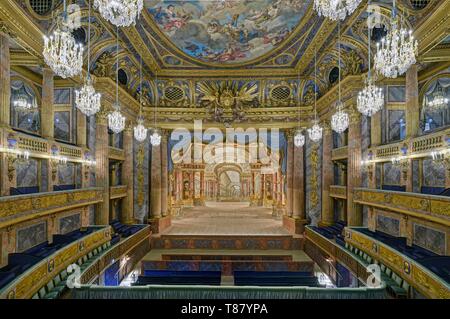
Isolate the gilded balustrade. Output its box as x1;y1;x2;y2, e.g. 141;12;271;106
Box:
0;188;103;228
80;225;151;284
331;146;348;161
345;228;450;299
329;185;347;199
353;188;450;227
0;226;112;299
109;147;125;161
110;185;128;199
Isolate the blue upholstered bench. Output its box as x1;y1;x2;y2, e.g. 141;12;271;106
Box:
10;186;39;195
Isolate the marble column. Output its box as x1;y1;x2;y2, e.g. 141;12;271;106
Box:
405;64;420;192
95;110;109;225
321;122;334;226
41;68;54;139
121;124;134;224
347;107;363;227
150;142;162;218
406;64;420;139
292;144;305;219
286;130;294;216
0;32;11;196
160;131;169;216
0;33;10;127
76;110;87;147
370;112;381;147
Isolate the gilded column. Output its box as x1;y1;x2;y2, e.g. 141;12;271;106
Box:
320;122;334;226
41;68;54;139
95;110;109;225
121;123;134;224
405;65;419;192
160;130;169;216
292;143;305;220
0;32;10;127
347;107;363;226
151;141;162;218
286;130;294;216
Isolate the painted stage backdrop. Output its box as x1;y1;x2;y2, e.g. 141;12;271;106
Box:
146;0;310;63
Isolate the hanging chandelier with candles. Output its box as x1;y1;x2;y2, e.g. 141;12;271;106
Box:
43;0;83;79
108;27;126;134
374;0;418;78
331;22;349;134
294;130;305;147
75;1;101;116
314;0;362;21
426;85;449;113
94;0;143;27
357;3;384;117
308;48;323;143
134;56;148;142
150;72;161;146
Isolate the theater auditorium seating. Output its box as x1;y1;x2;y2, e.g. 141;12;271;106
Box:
0;227;102;291
134;270;222;286
110;220;144;238
355;229;449;283
381;185;406;192
310;221;347;247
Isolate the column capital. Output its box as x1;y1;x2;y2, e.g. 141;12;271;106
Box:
321;120;332;136
349;105;361;124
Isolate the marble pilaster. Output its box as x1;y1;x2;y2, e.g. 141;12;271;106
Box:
160;131;169;216
94;110;109;225
0;33;10;127
150;143;162;218
41;68;54;139
121;125;134;224
320;122;334;226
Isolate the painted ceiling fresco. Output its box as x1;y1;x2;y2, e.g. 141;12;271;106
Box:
145;0;311;64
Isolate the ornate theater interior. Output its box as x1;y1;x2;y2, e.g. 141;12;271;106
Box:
0;0;449;301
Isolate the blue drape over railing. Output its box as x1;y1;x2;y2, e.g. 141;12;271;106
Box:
73;284;386;299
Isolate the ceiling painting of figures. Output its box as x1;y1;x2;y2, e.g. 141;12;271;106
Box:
145;0;311;64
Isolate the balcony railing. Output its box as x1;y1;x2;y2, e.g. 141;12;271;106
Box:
331;146;348;161
110;185;128;199
330;185;347;199
80;225;151;284
345;227;450;299
108;147;125;161
353;188;450;227
0;188;103;228
0;226;111;299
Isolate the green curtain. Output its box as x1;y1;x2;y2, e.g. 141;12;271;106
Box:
72;284;387;299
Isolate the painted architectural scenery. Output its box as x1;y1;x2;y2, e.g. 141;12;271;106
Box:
0;0;449;306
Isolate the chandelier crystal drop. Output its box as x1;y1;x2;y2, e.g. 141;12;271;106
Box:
308;121;323;142
294;130;305;147
108;103;126;134
43;26;84;79
313;0;362;21
357;78;384;117
374;19;418;78
75;77;101;116
427;85;449;113
94;0;143;27
134;116;148;142
150;130;162;146
331;102;349;133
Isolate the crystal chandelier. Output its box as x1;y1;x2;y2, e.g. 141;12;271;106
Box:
374;0;418;78
331;23;349;134
308;48;323;143
134;56;148;142
75;2;101;117
108;104;126;134
13;91;37;112
314;0;362;21
94;0;143;27
426;85;448;113
357;9;384;117
150;130;162;146
294;130;305;147
108;27;126;134
331;102;349;134
43;1;83;79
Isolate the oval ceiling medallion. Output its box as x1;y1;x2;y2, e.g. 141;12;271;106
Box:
147;0;311;64
274;54;294;66
163;55;182;66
